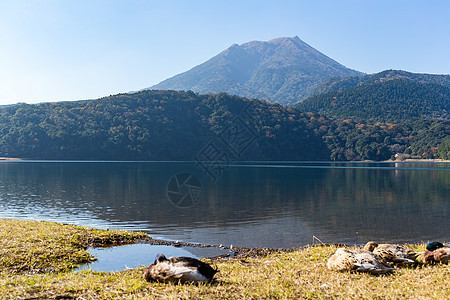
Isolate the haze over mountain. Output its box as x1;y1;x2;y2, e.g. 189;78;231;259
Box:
149;37;363;105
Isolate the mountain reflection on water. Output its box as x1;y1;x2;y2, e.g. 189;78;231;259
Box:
0;161;449;248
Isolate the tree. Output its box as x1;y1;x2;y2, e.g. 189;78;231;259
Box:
438;138;450;160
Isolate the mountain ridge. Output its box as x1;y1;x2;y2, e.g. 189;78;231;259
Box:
148;36;363;104
295;77;450;121
303;69;450;99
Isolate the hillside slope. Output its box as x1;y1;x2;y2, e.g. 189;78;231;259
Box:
149;37;362;105
303;69;450;99
0;90;326;160
295;79;450;121
1;90;449;162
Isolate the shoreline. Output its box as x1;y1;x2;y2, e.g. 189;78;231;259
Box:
1;157;450;163
0;217;443;261
1;218;449;299
133;237;339;260
393;158;450;163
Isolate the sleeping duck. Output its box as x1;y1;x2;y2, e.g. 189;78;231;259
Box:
327;248;396;274
424;242;450;264
143;254;218;283
364;241;419;265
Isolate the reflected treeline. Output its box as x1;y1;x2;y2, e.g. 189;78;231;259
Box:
302;166;450;243
0;162;448;247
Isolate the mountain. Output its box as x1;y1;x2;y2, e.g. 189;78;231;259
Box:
295;78;450;121
302;69;450;99
148;37;363;105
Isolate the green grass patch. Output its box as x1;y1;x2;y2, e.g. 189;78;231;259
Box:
0;218;147;274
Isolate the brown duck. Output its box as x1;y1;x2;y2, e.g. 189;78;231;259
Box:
327;248;396;274
364;241;419;265
424;242;450;264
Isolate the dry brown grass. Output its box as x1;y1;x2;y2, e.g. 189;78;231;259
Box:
0;218;449;299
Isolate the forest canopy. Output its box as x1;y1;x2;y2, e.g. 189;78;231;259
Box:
0;90;448;161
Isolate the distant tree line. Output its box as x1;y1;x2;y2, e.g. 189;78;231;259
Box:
0;90;325;161
0;90;449;161
305;113;450;161
296;79;450;121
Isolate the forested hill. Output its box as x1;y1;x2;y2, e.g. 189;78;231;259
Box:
1;90;449;161
0;90;327;160
295;79;450;121
302;69;450;99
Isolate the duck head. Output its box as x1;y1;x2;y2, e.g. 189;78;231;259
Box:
426;242;444;251
364;241;378;252
154;253;168;263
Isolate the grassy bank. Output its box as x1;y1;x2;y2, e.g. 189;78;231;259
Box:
0;218;148;274
0;219;449;299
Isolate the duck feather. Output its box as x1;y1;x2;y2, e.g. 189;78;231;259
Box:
144;254;217;283
364;241;419;265
327;248;396;274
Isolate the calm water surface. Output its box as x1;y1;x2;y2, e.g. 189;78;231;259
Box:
0;161;449;248
77;244;229;272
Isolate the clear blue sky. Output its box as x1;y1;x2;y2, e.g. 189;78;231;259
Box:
1;0;449;105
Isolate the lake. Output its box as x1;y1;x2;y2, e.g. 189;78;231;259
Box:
0;161;449;249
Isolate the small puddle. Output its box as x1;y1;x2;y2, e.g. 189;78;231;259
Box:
76;243;230;272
